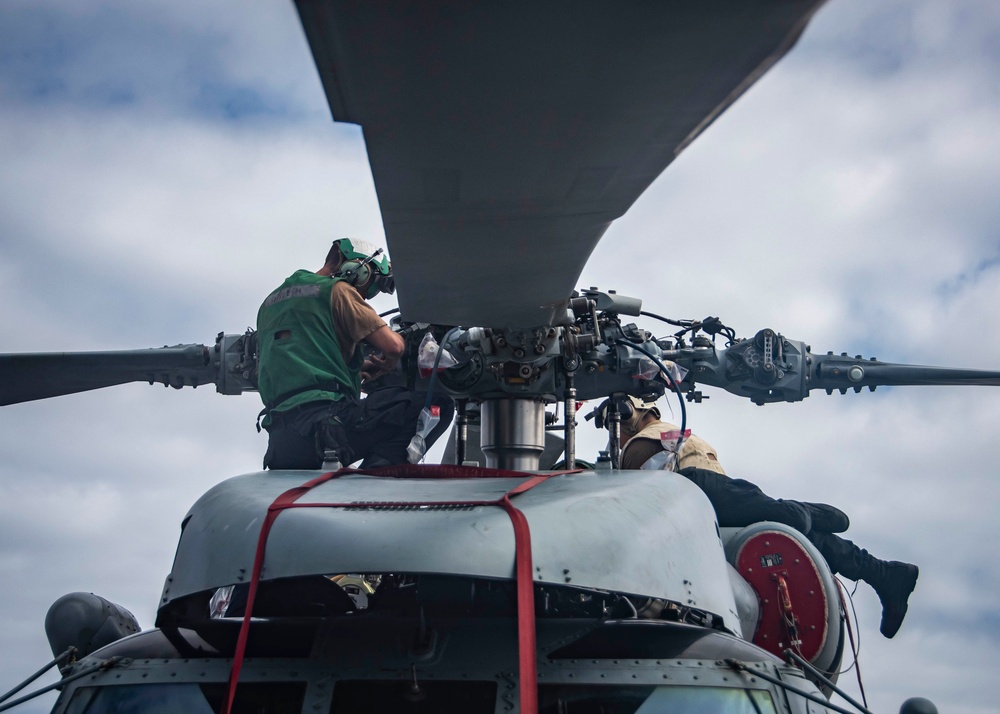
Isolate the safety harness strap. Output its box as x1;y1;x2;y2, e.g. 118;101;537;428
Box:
223;465;576;714
255;382;350;432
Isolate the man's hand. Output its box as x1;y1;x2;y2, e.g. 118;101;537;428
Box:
361;325;404;391
361;353;392;383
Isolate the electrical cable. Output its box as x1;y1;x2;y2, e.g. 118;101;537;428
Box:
639;311;737;345
639;310;692;328
830;578;859;676
835;577;868;707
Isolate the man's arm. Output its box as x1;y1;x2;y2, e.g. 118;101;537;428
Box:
361;326;404;381
328;281;402;382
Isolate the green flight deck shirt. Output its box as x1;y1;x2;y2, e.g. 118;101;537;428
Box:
257;271;364;420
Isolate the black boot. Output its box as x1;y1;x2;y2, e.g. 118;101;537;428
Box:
869;561;919;639
802;502;850;533
804;533;919;639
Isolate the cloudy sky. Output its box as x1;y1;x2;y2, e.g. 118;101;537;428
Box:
1;1;999;712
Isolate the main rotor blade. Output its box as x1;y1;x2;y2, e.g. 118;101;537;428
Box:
813;359;1000;389
682;332;1000;404
296;0;826;327
0;345;214;406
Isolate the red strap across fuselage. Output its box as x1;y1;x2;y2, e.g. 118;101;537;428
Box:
223;465;576;714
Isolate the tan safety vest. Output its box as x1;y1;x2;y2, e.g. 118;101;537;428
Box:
622;420;727;474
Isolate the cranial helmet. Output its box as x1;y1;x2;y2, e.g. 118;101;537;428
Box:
332;238;394;299
617;395;661;435
623;395;661;420
594;395;661;429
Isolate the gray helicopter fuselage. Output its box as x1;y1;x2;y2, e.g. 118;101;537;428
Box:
160;470;739;627
47;468;836;714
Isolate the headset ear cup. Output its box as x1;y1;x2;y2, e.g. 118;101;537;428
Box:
339;261;371;288
618;400;634;420
356;263;371;287
339;260;357;284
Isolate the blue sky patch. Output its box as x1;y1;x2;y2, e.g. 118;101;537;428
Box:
0;3;306;124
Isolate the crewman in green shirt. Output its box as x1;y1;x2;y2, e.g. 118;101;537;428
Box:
257;238;453;469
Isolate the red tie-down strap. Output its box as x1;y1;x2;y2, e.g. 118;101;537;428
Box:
223;466;577;714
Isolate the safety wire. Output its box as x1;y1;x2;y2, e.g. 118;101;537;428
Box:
834;576;869;708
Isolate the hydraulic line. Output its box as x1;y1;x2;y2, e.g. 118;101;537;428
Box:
619;340;687;457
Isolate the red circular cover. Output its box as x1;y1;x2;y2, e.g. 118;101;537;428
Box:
735;530;829;662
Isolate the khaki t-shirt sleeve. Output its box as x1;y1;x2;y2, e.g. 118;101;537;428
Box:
329;281;387;361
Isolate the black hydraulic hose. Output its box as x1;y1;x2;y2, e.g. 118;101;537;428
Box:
783;650;875;714
639;310;691;328
618;340;686;456
0;659;117;713
0;647;75;704
724;659;864;714
639;312;736;344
